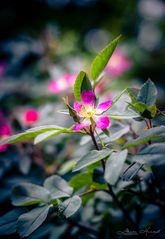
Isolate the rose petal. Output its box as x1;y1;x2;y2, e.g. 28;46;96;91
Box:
73;120;90;131
96;116;110;129
74;102;83;115
96;100;113;114
81;90;95;106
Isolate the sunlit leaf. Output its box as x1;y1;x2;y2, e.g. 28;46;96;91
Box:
0;125;63;145
34;128;73;144
90;35;121;81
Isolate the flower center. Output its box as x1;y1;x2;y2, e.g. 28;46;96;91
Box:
81;106;96;118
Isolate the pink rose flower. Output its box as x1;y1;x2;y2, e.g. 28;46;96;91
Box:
23;109;39;126
73;90;112;131
106;49;132;77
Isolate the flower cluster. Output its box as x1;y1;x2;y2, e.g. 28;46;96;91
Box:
73;90;112;131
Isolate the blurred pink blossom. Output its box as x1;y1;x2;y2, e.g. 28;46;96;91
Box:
105;49;132;77
0;62;7;77
95;81;104;94
48;73;76;94
23;109;40;126
0;121;11;152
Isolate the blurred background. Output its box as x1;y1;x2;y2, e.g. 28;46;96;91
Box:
0;0;165;237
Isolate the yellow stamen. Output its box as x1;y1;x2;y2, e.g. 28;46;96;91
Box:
81;106;96;118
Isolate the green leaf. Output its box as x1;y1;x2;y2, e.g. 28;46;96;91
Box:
148;104;157;118
133;143;165;166
18;205;51;237
74;71;92;101
123;126;165;148
0;125;63;145
104;149;128;185
44;175;73;200
126;88;139;103
0;209;25;235
59;195;81;218
73;148;111;172
69;172;92;191
103;123;129;142
107;108;140;120
129;102;147;114
59;160;76;175
34;128;73;144
122;162;144;181
12;183;50;206
137;79;157;107
129;102;157;119
90;35;121;81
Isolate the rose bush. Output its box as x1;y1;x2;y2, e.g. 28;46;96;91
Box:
0;36;165;239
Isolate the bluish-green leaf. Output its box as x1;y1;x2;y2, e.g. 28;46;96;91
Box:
74;71;92;101
137;79;157;107
90;35;121;81
126;88;139;103
133;143;165;166
0;125;63;145
122;162;144;181
44;175;73;200
73;148;111;172
34;128;72;144
12;183;50;206
18;205;51;237
59;195;81;218
0;209;25;235
103;123;129;142
107;108;140;120
124;126;165;148
104;149;128;185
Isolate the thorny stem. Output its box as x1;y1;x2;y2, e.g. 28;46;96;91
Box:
89;127;138;231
